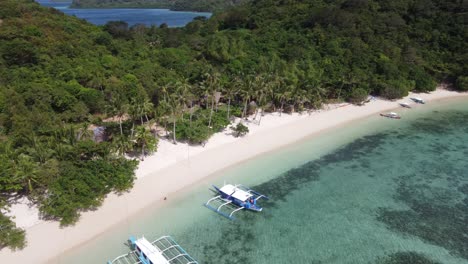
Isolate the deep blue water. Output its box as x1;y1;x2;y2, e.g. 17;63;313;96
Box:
35;0;211;27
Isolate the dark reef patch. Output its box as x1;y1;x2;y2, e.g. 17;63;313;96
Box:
375;251;442;264
252;130;392;205
200;109;468;263
374;110;468;260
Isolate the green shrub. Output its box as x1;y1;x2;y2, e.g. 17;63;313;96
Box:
0;212;26;250
176;121;211;144
231;122;249;137
412;67;436;92
378;79;412;99
348;88;368;105
455;76;468;91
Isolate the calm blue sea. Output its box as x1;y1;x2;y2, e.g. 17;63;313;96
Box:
58;97;468;264
35;0;211;27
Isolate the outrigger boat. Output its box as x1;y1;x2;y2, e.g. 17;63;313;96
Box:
380;112;401;119
107;236;198;264
410;97;425;104
399;102;412;108
204;184;269;220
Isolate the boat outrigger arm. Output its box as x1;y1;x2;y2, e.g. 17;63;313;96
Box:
108;236;198;264
204;184;269;220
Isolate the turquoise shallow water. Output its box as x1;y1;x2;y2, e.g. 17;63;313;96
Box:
59;98;468;264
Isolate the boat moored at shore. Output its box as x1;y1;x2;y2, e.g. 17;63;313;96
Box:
380;112;401;119
107;236;198;264
411;97;426;104
204;184;269;219
399;102;412;108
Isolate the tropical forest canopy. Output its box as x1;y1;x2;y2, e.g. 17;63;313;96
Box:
0;0;467;250
70;0;246;12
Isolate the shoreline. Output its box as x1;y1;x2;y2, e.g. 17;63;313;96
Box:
1;88;467;263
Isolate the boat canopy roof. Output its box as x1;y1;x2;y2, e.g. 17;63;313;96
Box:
135;237;169;264
220;184;253;202
109;236;198;264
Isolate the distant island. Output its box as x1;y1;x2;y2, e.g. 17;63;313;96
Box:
70;0;245;12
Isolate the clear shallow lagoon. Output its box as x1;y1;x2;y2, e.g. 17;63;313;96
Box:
58;98;468;264
35;1;211;27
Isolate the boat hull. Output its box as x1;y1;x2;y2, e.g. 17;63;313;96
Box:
380;113;401;119
214;185;264;212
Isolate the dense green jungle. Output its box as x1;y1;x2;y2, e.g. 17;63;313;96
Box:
0;0;467;250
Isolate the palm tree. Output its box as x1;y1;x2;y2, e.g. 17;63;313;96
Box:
134;126;157;161
112;134;132;156
275;86;291;116
257;75;274;125
14;154;40;194
186;90;197;126
240;74;255;119
168;88;184;144
141;98;154;124
158;83;172;137
224;76;240;121
25;134;51;164
174;80;191;122
77;122;93;141
106;93;128;137
201;71;221;128
293;88;309;113
307;83;327;110
128;99;141;139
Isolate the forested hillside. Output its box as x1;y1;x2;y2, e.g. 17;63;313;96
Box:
1;0;467;250
71;0;245;12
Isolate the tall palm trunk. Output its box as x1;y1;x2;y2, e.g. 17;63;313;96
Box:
140;106;144;124
119;116;123;136
172;110;177;144
227;97;231;120
208;96;214;128
253;108;259;120
280;101;284;116
242;98;249;119
189;101;194;127
181;104;186;121
258;109;264;125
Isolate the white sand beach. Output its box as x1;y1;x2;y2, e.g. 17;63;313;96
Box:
1;88;467;263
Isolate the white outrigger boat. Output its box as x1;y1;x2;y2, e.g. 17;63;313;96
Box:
399;102;412;108
380;112;401;119
204;183;269;220
107;236;198;264
410;97;425;104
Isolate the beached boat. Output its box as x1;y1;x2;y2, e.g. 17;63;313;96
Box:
204;184;269;219
107;236;198;264
410;97;425;104
399;102;412;108
380;112;401;119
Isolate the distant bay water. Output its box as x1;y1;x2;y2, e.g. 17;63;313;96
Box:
35;0;211;27
59;97;468;264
